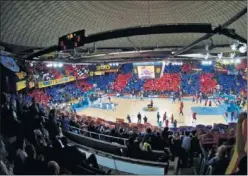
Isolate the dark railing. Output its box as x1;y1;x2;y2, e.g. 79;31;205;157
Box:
69;126;128;146
67;134;170;175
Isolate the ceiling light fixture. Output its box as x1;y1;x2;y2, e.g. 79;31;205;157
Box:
46;63;53;67
235;59;241;64
205;53;209;60
239;43;247;53
217;53;223;59
230;40;239;51
230;53;235;59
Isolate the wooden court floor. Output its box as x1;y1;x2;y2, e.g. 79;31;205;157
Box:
77;97;227;127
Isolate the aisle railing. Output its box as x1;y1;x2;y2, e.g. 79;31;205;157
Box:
69;126;128;146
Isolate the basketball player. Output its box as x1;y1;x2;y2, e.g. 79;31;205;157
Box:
163;111;167;122
192;112;197;123
205;97;208;106
179;106;184;116
196;94;199;103
99;101;103;109
140;92;144;100
199;95;202;104
137;112;141;123
151;99;154;108
171;114;174;123
157;112;160;122
108;96;111;102
180;101;184;109
172;95;176;103
192;95;195;102
112;103;115;111
133;93;136;101
209;100;212;107
178;95;182;102
127;114;131;123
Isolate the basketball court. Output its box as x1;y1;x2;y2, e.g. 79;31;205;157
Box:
76;96;228;127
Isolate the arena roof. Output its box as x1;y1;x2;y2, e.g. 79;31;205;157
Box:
0;1;247;61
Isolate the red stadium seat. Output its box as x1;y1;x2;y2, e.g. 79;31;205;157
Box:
112;73;132;92
200;74;217;94
76;80;92;92
143;74;180;92
28;89;51;105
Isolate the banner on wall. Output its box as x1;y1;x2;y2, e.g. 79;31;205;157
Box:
89;64;119;73
16;80;26;91
0;56;20;72
38;76;75;88
16;71;27;80
28;81;35;88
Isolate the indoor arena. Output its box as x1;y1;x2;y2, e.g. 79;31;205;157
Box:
0;1;247;175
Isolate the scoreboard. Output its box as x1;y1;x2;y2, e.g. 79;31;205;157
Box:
133;62;164;79
58;29;85;51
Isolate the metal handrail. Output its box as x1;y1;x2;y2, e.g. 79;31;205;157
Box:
69;125;128;146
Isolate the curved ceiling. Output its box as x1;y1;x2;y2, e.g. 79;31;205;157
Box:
0;1;247;49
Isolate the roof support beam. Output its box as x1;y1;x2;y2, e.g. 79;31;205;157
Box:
126;37;138;51
172;7;247;57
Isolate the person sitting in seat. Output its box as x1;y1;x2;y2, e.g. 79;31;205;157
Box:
142;136;152;152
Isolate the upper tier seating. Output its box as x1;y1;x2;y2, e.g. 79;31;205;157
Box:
164;64;181;73
111;73;132;92
28;89;51;105
76;80;93;92
121;63;133;74
200;74;218;94
143;74;180;92
217;74;247;94
65;65;89;78
124;74;146;93
181;73;200;95
46;84;84;104
200;65;215;73
86;74;116;91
